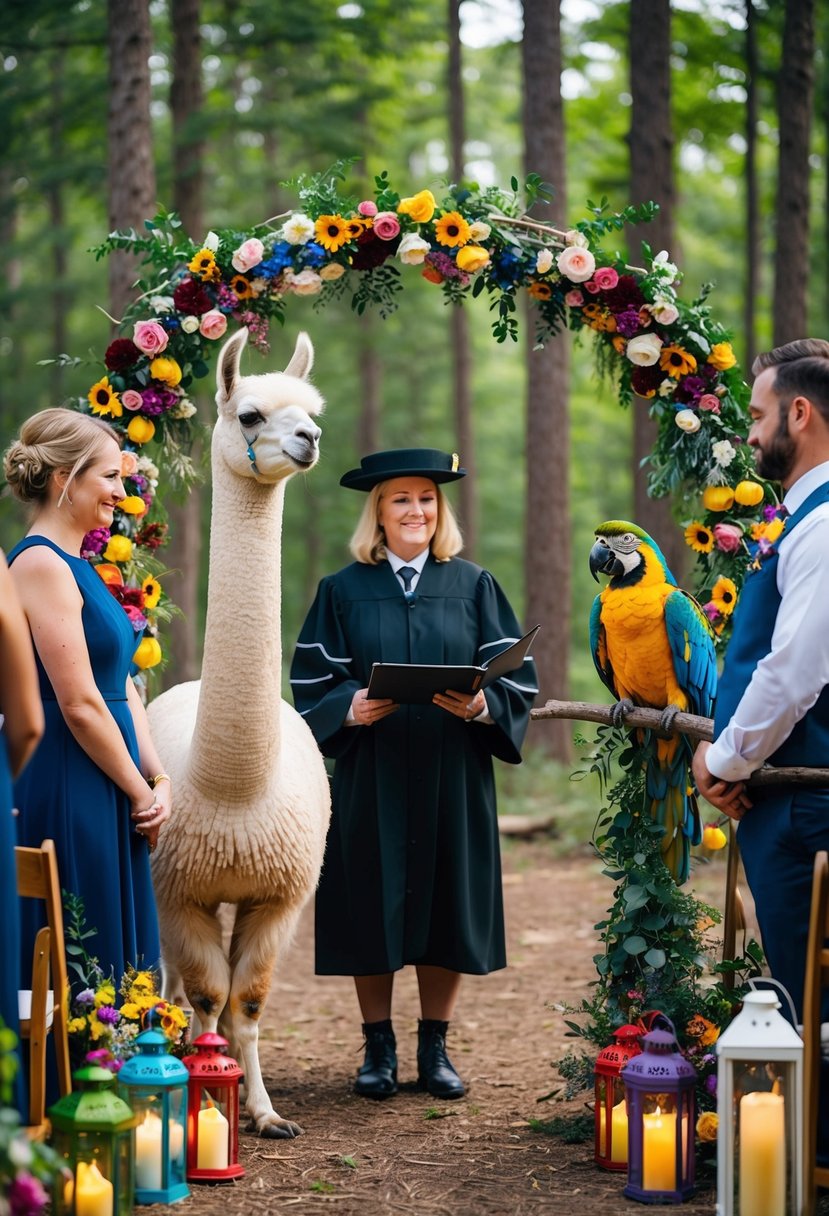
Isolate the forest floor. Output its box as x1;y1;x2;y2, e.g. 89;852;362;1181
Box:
146;825;744;1216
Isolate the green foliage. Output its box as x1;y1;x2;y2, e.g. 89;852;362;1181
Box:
1;1024;67;1205
310;1179;337;1193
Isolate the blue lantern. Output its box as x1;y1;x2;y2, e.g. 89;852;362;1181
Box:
118;1021;189;1206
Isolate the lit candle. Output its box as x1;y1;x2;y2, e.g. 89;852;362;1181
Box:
197;1103;229;1170
599;1099;629;1163
739;1092;785;1216
642;1107;677;1191
74;1161;114;1216
135;1110;186;1190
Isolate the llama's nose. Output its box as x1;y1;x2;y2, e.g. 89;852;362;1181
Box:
295;422;321;448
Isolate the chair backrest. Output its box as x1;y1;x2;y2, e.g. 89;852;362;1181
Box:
15;839;72;1097
21;925;51;1131
802;850;829;1216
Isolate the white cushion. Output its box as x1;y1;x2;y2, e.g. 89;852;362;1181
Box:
17;989;54;1028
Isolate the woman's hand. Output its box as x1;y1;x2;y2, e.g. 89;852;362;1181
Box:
434;688;487;721
351;688;398;726
131;781;172;852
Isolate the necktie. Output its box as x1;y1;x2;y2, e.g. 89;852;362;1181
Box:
398;566;417;598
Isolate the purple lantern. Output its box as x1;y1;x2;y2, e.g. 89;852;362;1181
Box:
621;1025;697;1204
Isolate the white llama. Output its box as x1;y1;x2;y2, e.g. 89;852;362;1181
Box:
147;328;330;1138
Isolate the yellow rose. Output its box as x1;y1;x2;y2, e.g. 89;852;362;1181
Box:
119;495;148;516
696;1112;718;1142
103;535;133;564
127;417;156;445
733;480;764;507
702;824;728;851
397;189;436;224
455;244;490;273
708;342;737;371
702;485;734;512
149;356;182;387
133;636;162;670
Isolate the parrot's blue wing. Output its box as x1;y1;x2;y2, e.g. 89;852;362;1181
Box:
664;589;717;718
590;594;618;699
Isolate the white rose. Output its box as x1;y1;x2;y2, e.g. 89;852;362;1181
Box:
625;333;664;366
556;245;596;283
675;409;701;433
648;298;679;325
284;268;322;296
712;439;737;467
180;315;200;333
320;262;346;281
149;295;175;314
536;248;554;275
169;399;197;420
397;232;431;266
281;213;316;245
204;230;220;252
468;221;491;242
652;249;679;284
137;457;160;480
565;228;589;248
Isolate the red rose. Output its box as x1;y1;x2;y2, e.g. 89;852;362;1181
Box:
173;277;213;315
104;339;141;371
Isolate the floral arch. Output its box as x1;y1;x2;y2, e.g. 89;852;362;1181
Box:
75;163;773;670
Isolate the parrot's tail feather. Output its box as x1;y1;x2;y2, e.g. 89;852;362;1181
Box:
646;747;697;885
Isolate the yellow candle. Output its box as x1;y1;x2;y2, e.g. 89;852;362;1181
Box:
642;1108;677;1191
135;1110;186;1189
197;1104;229;1170
599;1099;629;1163
739;1092;785;1216
75;1161;113;1216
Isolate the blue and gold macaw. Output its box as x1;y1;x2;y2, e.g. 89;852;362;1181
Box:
589;520;717;884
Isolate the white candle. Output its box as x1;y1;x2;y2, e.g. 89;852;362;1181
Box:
135;1110;186;1190
197;1104;229;1170
739;1092;785;1216
598;1099;629;1163
642;1108;677;1191
74;1161;113;1216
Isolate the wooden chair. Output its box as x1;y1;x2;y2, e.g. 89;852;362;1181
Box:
803;850;829;1216
17;926;51;1134
15;839;72;1101
721;820;746;988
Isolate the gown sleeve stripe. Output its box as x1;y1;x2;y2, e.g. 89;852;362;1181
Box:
290;674;334;685
295;641;352;664
478;636;520;652
500;677;539;694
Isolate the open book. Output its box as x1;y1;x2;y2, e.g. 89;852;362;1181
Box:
365;625;540;705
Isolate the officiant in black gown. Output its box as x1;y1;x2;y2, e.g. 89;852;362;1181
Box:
290;449;537;1101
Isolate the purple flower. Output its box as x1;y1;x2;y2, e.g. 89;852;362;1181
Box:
81;529;110;559
9;1173;49;1216
96;1005;120;1025
131;474;149;493
705;1073;718;1096
424;251;470;286
75;987;96;1006
140;389;166;417
86;1048;122;1073
615;308;641;338
215;283;239;311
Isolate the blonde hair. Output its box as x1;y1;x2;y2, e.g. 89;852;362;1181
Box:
4;408;121;507
349;480;464;564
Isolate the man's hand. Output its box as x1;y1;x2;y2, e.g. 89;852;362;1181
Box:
350;688;398;725
692;740;753;820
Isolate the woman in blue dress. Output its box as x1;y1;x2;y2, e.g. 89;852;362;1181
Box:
0;551;44;1112
3;409;170;994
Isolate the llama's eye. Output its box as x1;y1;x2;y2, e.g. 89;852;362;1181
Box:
239;411;263;428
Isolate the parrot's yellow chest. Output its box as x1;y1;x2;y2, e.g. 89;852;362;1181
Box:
600;582;685;709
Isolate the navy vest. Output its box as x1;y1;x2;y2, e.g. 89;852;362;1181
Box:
714;481;829;768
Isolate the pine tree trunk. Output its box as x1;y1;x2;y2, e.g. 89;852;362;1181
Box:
744;0;760;371
522;0;571;760
107;0;155;319
448;0;478;558
49;51;67;403
357;311;381;456
772;0;815;345
628;0;685;579
163;0;205;687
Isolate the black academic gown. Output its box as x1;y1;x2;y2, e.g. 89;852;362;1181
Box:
290;554;538;976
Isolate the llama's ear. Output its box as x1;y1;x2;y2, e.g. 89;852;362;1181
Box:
216;327;249;409
283;331;314;381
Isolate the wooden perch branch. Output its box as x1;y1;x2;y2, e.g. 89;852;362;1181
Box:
530;699;829;788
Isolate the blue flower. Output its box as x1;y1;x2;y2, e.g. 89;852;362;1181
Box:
299;241;327;269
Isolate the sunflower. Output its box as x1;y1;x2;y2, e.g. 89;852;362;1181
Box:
229;275;254;300
527;281;552;301
710;576;738;615
87;376;123;418
659;344;698;379
187;248;221;282
315;214;350;252
142;575;162;609
434;211;471;248
684;522;714;553
345;218;367;240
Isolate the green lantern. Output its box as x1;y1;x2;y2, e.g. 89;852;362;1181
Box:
118;1024;189;1205
49;1064;138;1216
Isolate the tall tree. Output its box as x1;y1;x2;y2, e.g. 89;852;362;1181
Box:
744;0;760;369
628;0;684;576
772;0;816;344
522;0;571;760
107;0;156;318
448;0;478;557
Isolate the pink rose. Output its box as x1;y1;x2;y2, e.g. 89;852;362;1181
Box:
713;523;743;553
592;266;619;291
373;211;400;241
121;389;144;411
199;309;228;340
358;200;378;217
564;289;585;307
231;237;265;273
584;279;601;294
133;320;169;356
698;393;721;413
285;268;323;296
120;451;139;477
556;245;596;283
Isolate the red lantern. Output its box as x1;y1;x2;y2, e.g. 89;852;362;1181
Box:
181;1033;244;1182
594;1024;642;1170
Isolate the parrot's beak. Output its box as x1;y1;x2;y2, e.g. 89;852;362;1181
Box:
589;539;619;582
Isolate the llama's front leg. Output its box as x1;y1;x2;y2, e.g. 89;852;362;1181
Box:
229;899;302;1139
159;900;230;1037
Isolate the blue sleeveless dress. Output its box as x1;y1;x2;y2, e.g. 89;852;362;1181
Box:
9;537;159;990
0;728;24;1113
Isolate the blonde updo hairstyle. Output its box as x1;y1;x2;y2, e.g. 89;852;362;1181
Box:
349;479;463;565
4;409;121;509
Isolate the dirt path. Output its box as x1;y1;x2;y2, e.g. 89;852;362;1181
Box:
153;840;738;1215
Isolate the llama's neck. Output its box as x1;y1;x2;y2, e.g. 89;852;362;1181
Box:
189;457;285;801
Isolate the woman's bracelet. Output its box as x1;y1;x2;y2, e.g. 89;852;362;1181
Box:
148;772;171;789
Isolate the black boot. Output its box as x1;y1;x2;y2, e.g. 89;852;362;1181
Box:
417;1019;465;1099
354;1019;397;1099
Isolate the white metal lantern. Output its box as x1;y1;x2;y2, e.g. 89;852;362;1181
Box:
715;986;803;1216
